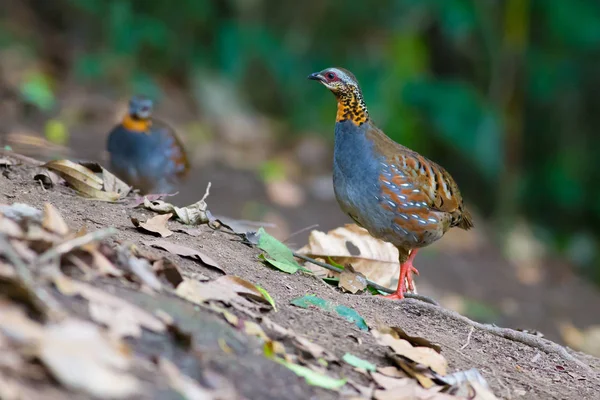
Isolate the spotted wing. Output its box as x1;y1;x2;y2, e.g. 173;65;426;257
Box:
378;150;469;244
152;118;190;179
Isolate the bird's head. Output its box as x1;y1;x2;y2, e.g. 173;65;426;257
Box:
308;67;369;125
122;96;154;132
308;67;360;96
128;96;154;120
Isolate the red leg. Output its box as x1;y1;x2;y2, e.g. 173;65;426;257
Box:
384;249;420;300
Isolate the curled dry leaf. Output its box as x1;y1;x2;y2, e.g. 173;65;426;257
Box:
132;213;173;238
53;275;165;338
141;182;211;225
372;329;447;376
43;159;129;201
175;276;270;312
378;325;442;353
143;239;224;274
42;203;69;236
339;264;367;294
298;224;399;288
217;276;273;306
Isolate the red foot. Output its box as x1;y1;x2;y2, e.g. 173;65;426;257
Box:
382;249;420;300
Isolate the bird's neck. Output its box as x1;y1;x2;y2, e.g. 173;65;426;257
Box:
335;88;369;126
122;115;152;133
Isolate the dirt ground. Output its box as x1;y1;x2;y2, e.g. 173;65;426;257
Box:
1;154;600;399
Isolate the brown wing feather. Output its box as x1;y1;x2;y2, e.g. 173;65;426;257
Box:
366;123;472;230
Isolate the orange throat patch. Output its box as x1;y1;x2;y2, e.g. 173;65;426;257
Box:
122;115;152;133
335;89;369;126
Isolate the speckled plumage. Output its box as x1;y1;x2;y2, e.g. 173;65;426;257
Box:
107;97;189;194
309;67;473;299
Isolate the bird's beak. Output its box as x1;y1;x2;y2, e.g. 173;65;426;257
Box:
307;72;324;82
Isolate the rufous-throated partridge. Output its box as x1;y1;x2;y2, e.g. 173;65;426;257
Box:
107;96;190;194
309;68;473;299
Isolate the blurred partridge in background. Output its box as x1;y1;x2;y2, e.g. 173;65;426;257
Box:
309;67;473;299
107;96;190;194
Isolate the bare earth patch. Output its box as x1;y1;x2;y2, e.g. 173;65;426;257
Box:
1;155;599;400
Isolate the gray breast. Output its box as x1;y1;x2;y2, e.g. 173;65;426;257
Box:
332;121;391;236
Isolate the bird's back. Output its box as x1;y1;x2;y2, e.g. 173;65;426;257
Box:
107;120;189;193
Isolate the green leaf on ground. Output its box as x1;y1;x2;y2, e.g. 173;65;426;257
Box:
276;359;346;390
290;295;368;331
334;305;368;331
256;285;277;311
257;227;305;274
258;254;299;274
342;353;376;372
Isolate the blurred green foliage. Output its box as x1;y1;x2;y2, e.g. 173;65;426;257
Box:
3;0;600;278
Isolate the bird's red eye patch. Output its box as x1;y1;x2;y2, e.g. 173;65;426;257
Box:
325;71;338;81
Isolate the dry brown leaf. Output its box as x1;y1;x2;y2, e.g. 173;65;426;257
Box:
377;366;404;378
153;258;184;288
90;248;123;276
294;336;328;359
143;239;225;274
141;183;211;225
42;203;69;236
175;278;260;312
216;276;271;305
339;264;367;294
379;325;442;353
373;330;447;375
133;213;174;238
53;275;165;338
298;224;399;287
38;319;140;399
43;159;123;201
370;372;413;390
393;358;437;389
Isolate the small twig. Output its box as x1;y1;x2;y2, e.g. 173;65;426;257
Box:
200;182;211;202
37;178;47;192
401;299;595;374
292;252;439;306
283;224;319;244
461;326;475;350
37;228;117;264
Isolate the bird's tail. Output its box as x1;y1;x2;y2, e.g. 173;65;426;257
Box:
457;209;474;230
